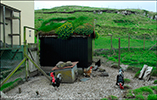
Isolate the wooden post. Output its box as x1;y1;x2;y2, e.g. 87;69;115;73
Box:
19;88;21;93
128;34;130;51
118;38;121;67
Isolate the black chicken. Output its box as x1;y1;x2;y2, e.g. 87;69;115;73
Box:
116;69;124;89
93;59;101;71
50;72;62;90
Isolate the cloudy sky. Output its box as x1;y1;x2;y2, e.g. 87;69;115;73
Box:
35;1;156;12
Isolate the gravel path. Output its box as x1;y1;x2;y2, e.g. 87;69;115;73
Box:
5;62;157;100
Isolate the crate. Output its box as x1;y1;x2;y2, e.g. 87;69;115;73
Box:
52;62;78;83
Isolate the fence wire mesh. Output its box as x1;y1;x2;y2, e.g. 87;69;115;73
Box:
94;34;157;68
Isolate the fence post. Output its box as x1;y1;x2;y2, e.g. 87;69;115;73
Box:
118;38;121;67
128;34;130;51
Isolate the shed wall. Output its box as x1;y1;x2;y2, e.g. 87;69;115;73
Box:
40;36;92;68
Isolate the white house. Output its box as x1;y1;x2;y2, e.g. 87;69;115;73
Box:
0;1;34;47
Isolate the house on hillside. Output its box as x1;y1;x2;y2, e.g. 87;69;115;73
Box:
0;1;34;59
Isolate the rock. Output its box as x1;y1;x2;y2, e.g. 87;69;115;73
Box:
110;64;119;69
120;64;129;71
98;68;106;72
99;72;109;77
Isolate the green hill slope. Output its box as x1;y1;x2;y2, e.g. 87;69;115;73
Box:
35;5;156;37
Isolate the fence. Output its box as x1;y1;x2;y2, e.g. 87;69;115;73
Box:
94;34;157;68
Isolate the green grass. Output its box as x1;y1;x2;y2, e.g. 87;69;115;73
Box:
124;78;131;83
107;95;118;100
135;95;145;100
35;6;157;37
125;86;157;100
94;36;156;49
147;94;157;100
0;78;22;91
153;80;157;84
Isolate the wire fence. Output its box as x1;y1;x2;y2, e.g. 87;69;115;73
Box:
94;34;157;68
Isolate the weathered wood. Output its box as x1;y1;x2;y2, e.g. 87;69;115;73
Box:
25;54;51;81
149;43;157;50
143;66;153;81
139;64;148;79
18;88;21;93
0;58;27;87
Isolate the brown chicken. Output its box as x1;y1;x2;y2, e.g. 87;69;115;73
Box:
83;66;93;77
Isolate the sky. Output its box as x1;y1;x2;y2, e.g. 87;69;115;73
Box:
35;1;156;12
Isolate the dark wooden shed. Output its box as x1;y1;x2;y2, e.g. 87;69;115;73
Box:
39;34;93;68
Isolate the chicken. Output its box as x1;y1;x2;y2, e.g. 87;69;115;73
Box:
50;72;62;90
83;66;93;77
93;59;101;71
116;69;124;89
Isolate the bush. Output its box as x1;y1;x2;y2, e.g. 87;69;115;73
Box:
95;32;99;39
56;22;74;40
147;94;157;100
74;23;93;35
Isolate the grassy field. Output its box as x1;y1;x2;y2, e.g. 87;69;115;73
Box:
94;36;156;49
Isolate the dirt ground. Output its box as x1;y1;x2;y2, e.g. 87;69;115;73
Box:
3;57;157;100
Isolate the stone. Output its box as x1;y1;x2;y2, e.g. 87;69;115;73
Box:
99;72;109;77
98;68;106;72
120;64;129;71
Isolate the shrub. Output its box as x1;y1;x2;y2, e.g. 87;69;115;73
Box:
95;32;99;39
74;23;93;35
147;94;157;100
124;78;131;83
154;80;157;84
56;22;74;40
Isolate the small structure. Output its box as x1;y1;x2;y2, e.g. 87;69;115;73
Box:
39;34;93;69
52;62;78;82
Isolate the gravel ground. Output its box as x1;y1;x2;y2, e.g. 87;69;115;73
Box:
4;64;157;100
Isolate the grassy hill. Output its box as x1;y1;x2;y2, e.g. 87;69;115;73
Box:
35;5;156;37
35;6;157;73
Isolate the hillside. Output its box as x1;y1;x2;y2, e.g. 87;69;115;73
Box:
35;5;157;73
35;5;157;38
